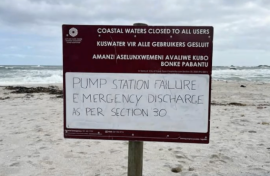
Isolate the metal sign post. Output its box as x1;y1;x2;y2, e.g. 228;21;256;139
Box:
128;140;143;176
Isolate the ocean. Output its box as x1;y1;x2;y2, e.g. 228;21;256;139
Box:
0;65;270;85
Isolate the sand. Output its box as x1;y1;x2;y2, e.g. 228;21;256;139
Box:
0;81;269;176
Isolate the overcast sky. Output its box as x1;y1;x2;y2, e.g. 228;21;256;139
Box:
0;0;269;66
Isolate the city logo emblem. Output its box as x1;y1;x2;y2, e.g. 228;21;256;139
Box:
69;27;78;37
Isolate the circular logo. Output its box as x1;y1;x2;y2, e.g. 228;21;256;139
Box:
69;27;78;37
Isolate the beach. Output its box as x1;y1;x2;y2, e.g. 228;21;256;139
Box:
0;80;270;176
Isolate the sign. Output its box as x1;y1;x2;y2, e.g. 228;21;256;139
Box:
62;25;213;143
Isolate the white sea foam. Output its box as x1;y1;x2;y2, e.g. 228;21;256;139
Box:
0;68;63;85
31;65;43;68
0;77;62;85
213;68;270;82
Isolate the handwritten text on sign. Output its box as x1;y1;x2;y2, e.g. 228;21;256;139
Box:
65;73;209;133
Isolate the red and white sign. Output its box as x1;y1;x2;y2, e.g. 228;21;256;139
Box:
62;25;213;143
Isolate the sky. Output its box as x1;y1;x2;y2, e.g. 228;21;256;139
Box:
0;0;270;66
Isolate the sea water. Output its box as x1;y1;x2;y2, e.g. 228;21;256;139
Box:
213;66;270;83
0;65;270;85
0;65;62;85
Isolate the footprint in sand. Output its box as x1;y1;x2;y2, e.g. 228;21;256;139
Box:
178;160;187;164
43;160;53;165
27;161;36;166
36;139;42;143
42;156;50;160
173;150;193;161
109;149;121;154
209;153;233;163
9;162;20;167
77;152;87;155
64;153;74;158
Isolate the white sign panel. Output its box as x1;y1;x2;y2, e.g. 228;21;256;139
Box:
65;72;209;133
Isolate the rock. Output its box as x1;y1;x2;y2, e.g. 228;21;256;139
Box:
171;166;182;173
248;131;257;133
189;167;195;171
228;102;246;106
240;85;246;87
257;106;264;109
211;102;227;106
24;94;34;98
5;86;63;97
0;97;10;100
48;85;59;90
258;103;270;106
211;102;247;106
